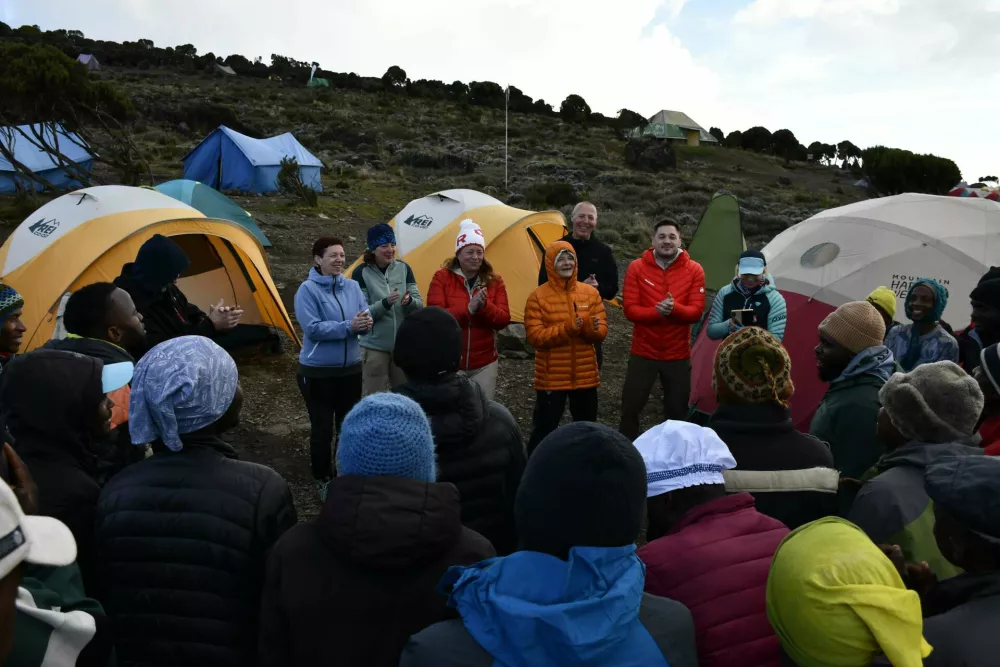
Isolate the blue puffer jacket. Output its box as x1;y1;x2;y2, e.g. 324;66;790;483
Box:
706;278;787;341
294;268;368;369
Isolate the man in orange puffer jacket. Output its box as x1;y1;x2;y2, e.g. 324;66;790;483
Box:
524;241;608;453
620;220;706;440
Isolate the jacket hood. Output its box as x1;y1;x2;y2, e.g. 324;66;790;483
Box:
395;374;486;450
876;442;983;473
642;247;690;269
307;266;346;290
114;264;159;309
43;336;134;364
710;402;794;433
0;349;104;461
321;475;465;570
544;241;577;291
443;545;666;667
132;234;190;294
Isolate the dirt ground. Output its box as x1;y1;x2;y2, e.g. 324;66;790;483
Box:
226;204;673;521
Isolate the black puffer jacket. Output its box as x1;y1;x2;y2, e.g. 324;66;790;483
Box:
94;432;297;667
1;349;107;595
259;475;494;667
42;335;145;485
396;374;525;555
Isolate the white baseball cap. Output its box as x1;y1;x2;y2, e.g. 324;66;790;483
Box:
0;477;76;581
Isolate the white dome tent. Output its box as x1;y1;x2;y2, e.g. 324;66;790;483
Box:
691;193;1000;428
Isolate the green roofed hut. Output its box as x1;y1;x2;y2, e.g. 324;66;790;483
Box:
636;110;719;147
154;179;272;248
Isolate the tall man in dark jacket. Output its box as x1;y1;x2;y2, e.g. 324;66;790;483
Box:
709;327;838;528
394;307;526;555
402;423;698;667
259;392;494;667
849;361;983;579
95;336;296;667
44;282;148;484
538;202;618;367
921;456;1000;666
114;234;244;358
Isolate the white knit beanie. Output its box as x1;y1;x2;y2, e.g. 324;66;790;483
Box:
879;361;984;444
456;219;485;253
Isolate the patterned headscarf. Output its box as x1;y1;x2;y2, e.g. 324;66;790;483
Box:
713;326;794;407
0;283;24;322
129;336;238;451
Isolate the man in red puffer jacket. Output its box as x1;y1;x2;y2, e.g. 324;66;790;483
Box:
620;220;705;439
635;420;788;667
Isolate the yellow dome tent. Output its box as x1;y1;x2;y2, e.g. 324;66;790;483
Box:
0;185;298;352
347;189;568;323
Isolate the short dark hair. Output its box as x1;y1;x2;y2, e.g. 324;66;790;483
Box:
653;219;681;235
312;236;345;258
64;282;118;338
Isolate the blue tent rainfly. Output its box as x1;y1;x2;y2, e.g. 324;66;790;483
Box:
182;125;323;194
0;123;94;194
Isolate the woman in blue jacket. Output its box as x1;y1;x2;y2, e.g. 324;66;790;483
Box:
294;236;372;499
706;250;787;342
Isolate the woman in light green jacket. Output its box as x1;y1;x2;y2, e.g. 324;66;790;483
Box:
351;224;423;394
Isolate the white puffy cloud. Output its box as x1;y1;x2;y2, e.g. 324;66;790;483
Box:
2;0;995;179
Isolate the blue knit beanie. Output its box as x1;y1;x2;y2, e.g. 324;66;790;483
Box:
336;392;436;481
367;223;396;252
0;283;24;322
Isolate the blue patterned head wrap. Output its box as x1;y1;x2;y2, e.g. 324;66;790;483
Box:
128;336;238;451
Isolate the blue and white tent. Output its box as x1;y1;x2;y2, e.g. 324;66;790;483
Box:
182;126;323;193
0;124;94;194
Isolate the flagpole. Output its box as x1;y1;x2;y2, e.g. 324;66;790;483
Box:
504;85;509;193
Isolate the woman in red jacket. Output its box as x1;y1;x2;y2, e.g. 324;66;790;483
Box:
427;220;511;399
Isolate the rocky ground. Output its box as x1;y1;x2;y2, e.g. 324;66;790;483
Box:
0;67;868;520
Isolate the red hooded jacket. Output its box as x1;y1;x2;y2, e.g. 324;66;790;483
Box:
623;249;706;361
427;268;511;371
638;493;788;667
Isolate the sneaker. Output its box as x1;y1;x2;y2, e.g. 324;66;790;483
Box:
316;477;332;502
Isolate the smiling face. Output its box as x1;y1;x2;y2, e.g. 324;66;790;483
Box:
653;223;681;261
457;244;484;276
908;284;936;323
316;243;346;277
0;309;26;355
814;332;855;382
554;250;576;278
375;243;396;267
571;203;597;240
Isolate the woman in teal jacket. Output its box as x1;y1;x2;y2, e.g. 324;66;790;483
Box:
351;224;423;394
706;250;787;342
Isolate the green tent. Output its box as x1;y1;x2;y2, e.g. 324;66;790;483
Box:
154;179;272;248
687;193;746;293
306;77;330;88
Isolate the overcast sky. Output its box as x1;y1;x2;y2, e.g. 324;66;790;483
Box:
4;0;997;180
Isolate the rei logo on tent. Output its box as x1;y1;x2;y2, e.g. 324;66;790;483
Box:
28;218;59;238
402;214;433;229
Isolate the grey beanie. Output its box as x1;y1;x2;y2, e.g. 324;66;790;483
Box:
879;361;984;444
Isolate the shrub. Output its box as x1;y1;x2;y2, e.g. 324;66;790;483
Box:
524;181;578;209
277;157;318;207
624;137;676;171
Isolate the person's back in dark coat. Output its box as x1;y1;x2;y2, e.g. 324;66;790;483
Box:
393;307;526;555
395;374;525;555
711;404;838;529
1;349;125;596
259;475;493;667
95;335;297;667
921;455;1000;667
96;433;296;667
260;390;494;667
710;327;839;528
